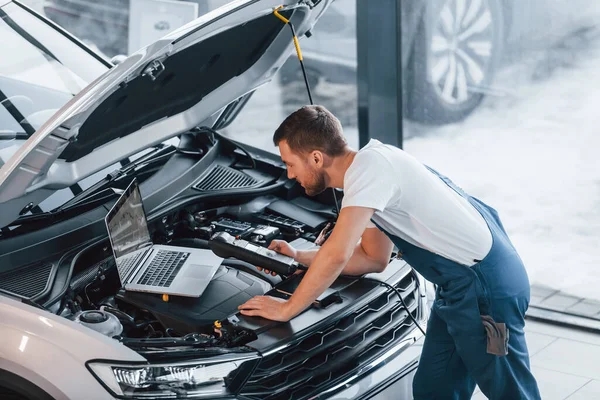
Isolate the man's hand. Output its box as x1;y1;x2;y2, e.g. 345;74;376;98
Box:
238;295;292;321
257;240;297;276
281;206;377;318
241;207;383;322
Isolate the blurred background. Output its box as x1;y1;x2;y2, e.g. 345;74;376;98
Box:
26;0;600;306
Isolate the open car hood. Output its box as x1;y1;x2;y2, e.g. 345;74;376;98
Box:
0;0;330;228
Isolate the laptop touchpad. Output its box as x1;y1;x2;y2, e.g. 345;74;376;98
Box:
183;264;216;279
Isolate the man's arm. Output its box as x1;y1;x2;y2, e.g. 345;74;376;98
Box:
342;227;394;275
239;206;382;320
261;226;393;277
288;226;393;275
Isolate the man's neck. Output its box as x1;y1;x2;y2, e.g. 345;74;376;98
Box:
327;148;357;189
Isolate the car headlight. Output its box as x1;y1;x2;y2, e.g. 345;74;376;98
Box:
87;353;260;399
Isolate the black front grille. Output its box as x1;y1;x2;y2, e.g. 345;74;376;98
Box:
242;272;420;400
0;263;53;299
193;165;259;192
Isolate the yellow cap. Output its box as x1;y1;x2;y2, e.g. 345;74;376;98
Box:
214;320;222;329
162;294;169;302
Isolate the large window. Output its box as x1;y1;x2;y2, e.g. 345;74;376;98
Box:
404;0;600;302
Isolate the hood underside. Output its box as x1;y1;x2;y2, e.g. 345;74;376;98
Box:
0;0;331;228
60;7;292;163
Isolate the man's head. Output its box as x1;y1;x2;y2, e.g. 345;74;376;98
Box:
273;105;348;196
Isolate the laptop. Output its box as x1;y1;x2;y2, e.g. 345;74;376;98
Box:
104;178;223;297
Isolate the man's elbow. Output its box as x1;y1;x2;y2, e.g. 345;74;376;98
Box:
325;247;353;268
333;252;353;267
371;260;389;273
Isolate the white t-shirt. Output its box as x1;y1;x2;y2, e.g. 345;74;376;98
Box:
341;139;492;266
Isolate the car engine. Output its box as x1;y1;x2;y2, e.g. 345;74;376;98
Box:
59;193;336;351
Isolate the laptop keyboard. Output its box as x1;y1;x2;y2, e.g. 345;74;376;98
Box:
118;251;146;281
137;250;190;288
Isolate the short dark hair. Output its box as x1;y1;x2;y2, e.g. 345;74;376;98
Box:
273;105;347;156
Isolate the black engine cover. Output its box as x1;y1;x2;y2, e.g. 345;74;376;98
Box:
116;265;270;334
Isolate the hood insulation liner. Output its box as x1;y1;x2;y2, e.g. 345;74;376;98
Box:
60;9;292;162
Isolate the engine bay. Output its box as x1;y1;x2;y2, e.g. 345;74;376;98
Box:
0;129;372;356
59;191;337;353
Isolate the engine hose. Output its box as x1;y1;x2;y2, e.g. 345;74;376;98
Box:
101;306;157;329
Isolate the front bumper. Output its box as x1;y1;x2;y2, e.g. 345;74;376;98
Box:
231;329;424;400
98;262;429;400
324;334;424;400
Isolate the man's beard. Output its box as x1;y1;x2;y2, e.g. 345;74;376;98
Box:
303;169;327;196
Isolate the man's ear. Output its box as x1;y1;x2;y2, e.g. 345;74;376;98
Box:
311;150;324;167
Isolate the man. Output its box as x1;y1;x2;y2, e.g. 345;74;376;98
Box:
238;105;540;399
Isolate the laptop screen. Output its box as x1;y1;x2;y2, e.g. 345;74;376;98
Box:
105;179;152;260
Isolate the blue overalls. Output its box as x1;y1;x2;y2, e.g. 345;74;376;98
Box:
373;168;541;399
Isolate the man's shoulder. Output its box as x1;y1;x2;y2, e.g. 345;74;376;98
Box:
345;146;401;186
356;140;405;166
360;139;405;154
352;147;389;170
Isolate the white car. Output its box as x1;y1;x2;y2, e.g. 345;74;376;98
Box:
0;1;428;399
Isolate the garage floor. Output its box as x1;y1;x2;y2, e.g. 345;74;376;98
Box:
530;284;600;319
470;319;600;399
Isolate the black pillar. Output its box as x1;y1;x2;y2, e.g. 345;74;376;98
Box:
357;0;404;149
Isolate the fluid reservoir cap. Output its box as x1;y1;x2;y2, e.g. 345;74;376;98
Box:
79;310;109;324
75;310;123;337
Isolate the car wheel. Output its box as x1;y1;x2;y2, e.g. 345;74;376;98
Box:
0;370;54;400
0;387;30;400
406;0;504;124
